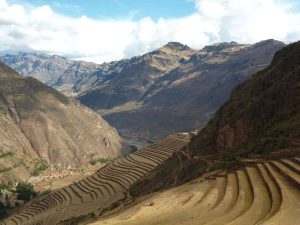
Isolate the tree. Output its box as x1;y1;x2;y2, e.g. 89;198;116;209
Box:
16;182;36;201
0;202;7;219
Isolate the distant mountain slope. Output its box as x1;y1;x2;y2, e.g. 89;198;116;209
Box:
0;62;121;181
0;53;100;95
1;40;285;143
78;40;285;141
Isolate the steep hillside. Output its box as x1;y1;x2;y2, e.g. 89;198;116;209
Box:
78;40;285;141
192;41;300;156
0;62;121;181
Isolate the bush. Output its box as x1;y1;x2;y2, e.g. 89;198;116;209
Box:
0;167;12;173
31;160;48;176
0;202;7;220
129;145;138;152
16;182;36;201
212;151;241;171
89;157;114;165
0;152;14;159
0;182;13;191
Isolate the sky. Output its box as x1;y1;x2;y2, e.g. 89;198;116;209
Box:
1;0;300;63
9;0;196;20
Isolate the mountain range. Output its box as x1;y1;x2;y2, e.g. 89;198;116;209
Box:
1;40;285;143
2;40;300;225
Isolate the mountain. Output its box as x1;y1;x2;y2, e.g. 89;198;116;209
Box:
131;40;300;193
192;40;300;155
1;40;285;143
2;41;300;225
78;40;285;141
0;62;121;181
0;53;100;95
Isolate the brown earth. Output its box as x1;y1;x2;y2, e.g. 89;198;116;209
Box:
0;134;190;225
0;62;121;181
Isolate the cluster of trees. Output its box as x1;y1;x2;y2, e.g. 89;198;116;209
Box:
16;182;37;201
0;182;37;219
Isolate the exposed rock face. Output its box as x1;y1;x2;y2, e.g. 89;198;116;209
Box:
0;62;121;180
192;41;300;154
2;40;285;143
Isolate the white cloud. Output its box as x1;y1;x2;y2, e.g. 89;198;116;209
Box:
194;0;300;43
0;0;300;63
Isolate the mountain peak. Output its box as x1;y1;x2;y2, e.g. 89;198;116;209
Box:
162;42;191;51
202;41;245;52
252;39;286;48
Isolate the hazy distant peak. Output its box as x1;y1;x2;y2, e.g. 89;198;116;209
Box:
251;39;286;48
202;41;248;53
161;42;192;51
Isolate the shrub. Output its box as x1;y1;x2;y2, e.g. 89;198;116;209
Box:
0;202;7;220
16;182;36;201
0;167;12;173
89;157;113;165
32;160;48;176
0;152;14;159
0;182;13;191
129;145;138;152
212;151;241;171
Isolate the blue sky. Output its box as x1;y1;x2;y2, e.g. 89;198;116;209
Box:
12;0;195;20
2;0;300;63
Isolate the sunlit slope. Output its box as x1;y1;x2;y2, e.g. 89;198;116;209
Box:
0;134;190;225
93;156;300;225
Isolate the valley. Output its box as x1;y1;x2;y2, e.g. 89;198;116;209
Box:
0;32;299;225
1;0;300;224
1;40;285;142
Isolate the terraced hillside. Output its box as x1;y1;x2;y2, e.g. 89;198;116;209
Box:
91;154;300;225
0;134;190;225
